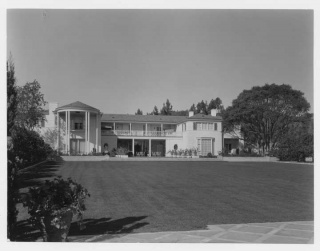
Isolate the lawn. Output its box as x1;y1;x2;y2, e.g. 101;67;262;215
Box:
16;160;314;238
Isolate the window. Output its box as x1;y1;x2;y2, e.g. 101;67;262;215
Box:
208;123;213;130
214;123;217;131
41;119;45;127
203;123;208;130
74;123;83;130
197;138;213;156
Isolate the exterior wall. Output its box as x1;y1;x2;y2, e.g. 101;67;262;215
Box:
182;121;223;155
165;138;183;156
131;123;144;131
176;123;183;132
101;135;117;151
115;123;130;130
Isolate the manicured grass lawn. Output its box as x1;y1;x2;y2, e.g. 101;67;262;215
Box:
17;161;313;237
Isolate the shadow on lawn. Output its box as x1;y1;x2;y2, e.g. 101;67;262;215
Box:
18;159;64;190
68;216;149;236
14;216;149;241
14;220;42;242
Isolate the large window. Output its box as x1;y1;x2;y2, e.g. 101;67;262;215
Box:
193;122;217;131
197;138;214;156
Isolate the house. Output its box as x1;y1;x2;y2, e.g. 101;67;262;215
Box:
41;101;241;156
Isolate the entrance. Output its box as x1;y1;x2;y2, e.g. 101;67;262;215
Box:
70;139;85;154
151;140;166;157
134;139;149;156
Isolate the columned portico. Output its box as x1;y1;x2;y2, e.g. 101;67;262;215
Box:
54;101;101;155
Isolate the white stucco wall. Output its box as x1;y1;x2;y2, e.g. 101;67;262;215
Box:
165;138;183;156
181;121;223;155
101;135;117;151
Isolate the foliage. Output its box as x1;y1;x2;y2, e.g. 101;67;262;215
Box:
160;99;173;115
23;177;90;240
222;84;310;154
269;114;313;161
42;128;64;151
135;108;143;115
7;56;18;136
16;80;47;129
11;126;53;166
174;144;178;150
7;139;23;241
116;147;128;155
193;98;224;115
151;106;159;115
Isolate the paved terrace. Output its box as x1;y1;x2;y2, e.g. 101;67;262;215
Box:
68;221;314;243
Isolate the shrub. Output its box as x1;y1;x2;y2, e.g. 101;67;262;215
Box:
11;127;53;166
23;177;90;241
270;132;313;162
207;152;213;158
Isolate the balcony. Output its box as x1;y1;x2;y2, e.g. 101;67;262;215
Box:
101;130;182;137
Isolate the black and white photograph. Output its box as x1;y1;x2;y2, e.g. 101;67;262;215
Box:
3;0;317;249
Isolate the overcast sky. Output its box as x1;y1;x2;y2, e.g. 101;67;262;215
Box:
7;9;313;114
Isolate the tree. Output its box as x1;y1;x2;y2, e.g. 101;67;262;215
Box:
223;84;310;154
7;56;18;136
42;128;64;151
160;99;173;115
189;104;196;112
15;80;47;130
208;98;224;113
196;100;207;114
151;106;159;115
135;108;143;115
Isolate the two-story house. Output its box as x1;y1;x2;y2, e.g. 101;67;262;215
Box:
40;101;241;156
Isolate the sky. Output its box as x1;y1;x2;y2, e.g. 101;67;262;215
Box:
7;9;313;114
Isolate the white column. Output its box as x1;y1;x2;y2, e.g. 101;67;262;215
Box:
88;112;90;153
130;123;132;135
68;111;70;154
57;112;60;151
113;122;116;130
149;139;151;157
85;112;88;154
146;123;148;135
132;139;135;156
65;111;67;153
96;113;98;150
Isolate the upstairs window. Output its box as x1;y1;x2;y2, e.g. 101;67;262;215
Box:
74;123;83;130
214;123;218;131
193;122;216;131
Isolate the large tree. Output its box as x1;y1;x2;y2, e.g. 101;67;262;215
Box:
7;57;18;136
223;84;310;154
160;99;173;115
15;80;47;129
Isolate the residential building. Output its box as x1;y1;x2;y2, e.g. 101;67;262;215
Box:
40;101;241;156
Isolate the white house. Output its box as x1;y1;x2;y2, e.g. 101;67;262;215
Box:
40;101;242;156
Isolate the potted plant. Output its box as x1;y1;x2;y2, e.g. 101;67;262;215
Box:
23;177;90;242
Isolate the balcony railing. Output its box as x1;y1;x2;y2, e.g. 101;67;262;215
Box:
101;130;182;137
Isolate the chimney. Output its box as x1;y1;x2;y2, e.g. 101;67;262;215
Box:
211;109;217;116
189;110;194;117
